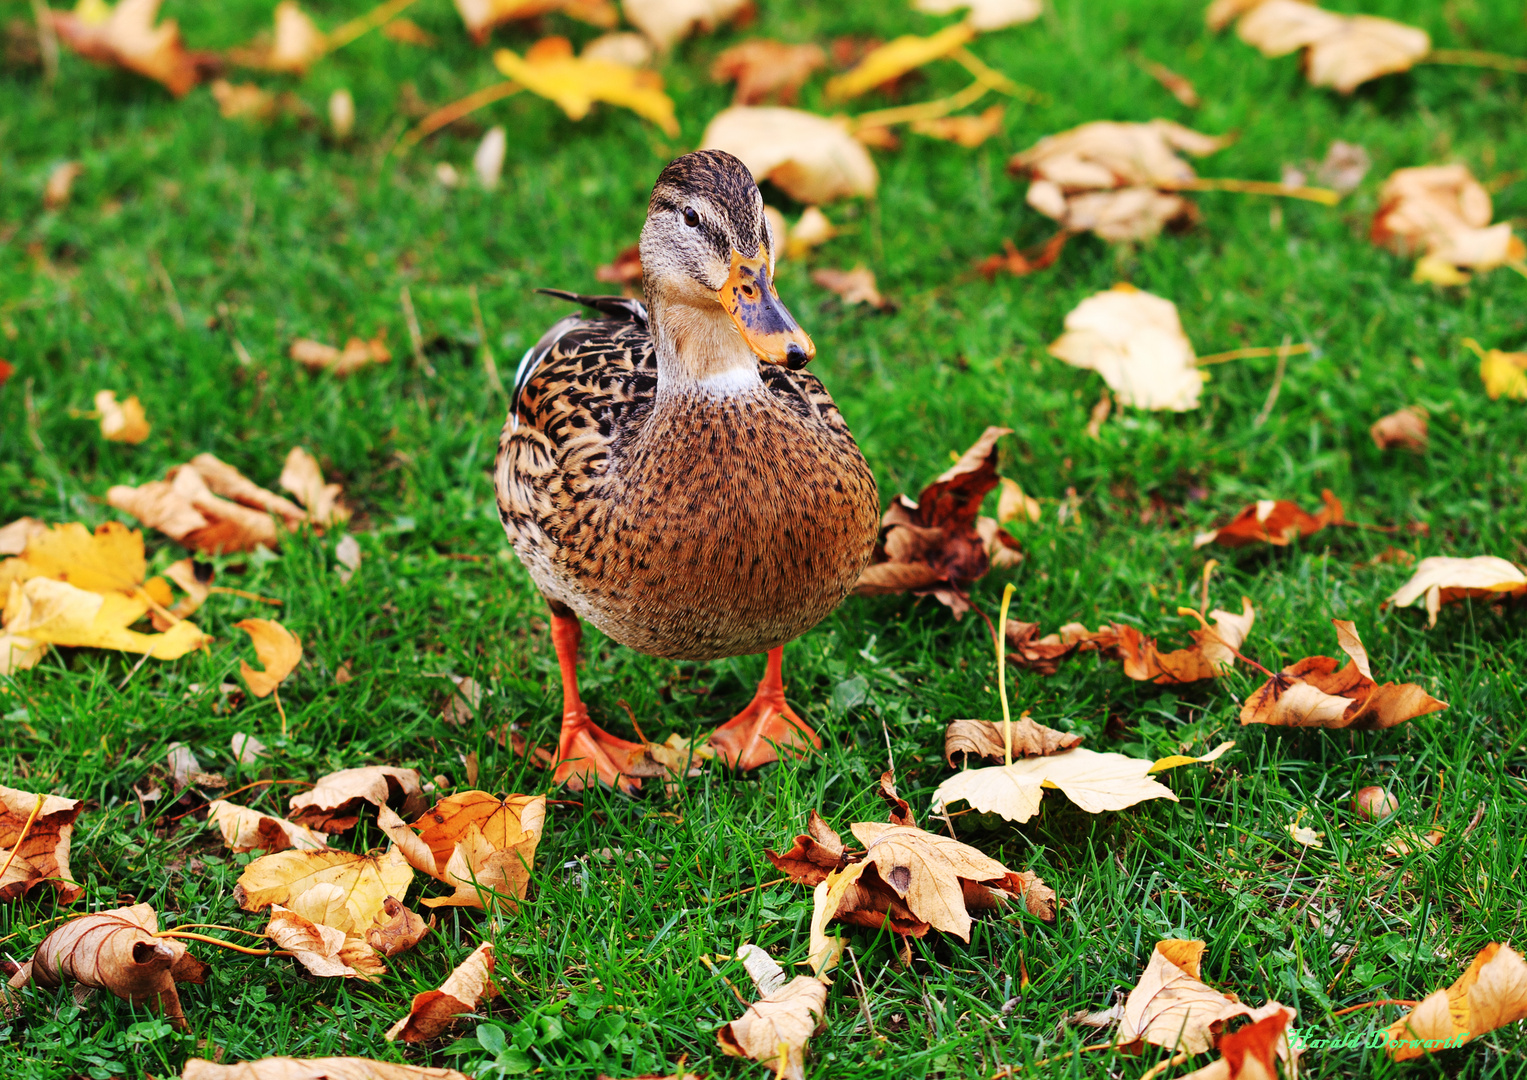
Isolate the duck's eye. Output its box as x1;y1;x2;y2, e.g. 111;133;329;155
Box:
682;207;700;228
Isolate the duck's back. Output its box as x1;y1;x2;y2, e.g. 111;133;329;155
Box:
495;297;879;661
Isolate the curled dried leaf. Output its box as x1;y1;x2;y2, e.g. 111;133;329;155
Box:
265;905;385;980
1049;285;1203;411
0;785;82;904
95;390;151;444
1193;490;1345;549
1385;943;1527;1061
944;716;1082;766
234;846;414;933
288;766;425;833
235;618;301;698
385;941;497;1042
1386;555;1527;628
206;800;328;854
702;106;878;204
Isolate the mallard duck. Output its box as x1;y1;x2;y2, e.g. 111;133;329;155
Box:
494;149;881;792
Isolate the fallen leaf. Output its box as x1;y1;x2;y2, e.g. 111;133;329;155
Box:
581;31;653;66
1010;120;1229;242
975;231;1071;279
944;715;1082;766
228;1;326;74
0;518;47;557
1112;598;1256;684
454;0;616;44
0;785;82;904
623;0;750;50
234;846;414;933
1370;406;1427;451
711;39;825;104
44;162;83;209
1142;59;1200;106
210;80;307;122
1384;826;1445;857
1372;164;1519;273
383;17;436;46
190;450;314;528
811;266;891;309
0;359;12;387
26;903;207;1029
701;106;878;204
853;426;1017;618
1385;555;1527;628
279;448;349;528
1193;490;1345;548
493;36;678;137
365;895;430;957
825;23;975;101
206;800;328;854
1049;285;1204;411
474;126;507;190
596;243;644;287
1384;943;1527;1060
1229;0;1430;93
911;103;1005;147
2;577;211;665
717;946;827;1080
1315;140;1370;193
1175;1004;1300;1079
385;941;497;1042
1286;818;1324;848
1471;340;1527;401
288;766;425;833
183;1058;474;1079
399;792;547;912
912;0;1041;31
932;742;1233;823
289;334;391;376
48;0;213;97
786;206;836;258
1240;619;1448;729
235;618;301;699
265;904;385;980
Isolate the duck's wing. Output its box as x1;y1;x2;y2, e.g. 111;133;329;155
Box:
510;292;649;430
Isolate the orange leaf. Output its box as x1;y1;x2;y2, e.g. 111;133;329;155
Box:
235;618;301;698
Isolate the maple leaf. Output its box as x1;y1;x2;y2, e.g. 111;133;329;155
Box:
454;0;616;43
932;742;1233;823
1468;338;1527;401
0;785;83;904
19;903;208;1029
811;266;892;309
717;944;828;1080
825;23;976;101
1049;285;1204;411
1176;1007;1300;1080
1239;619;1448;729
911;104;1005;147
701;106;879;204
1193;490;1346;549
1112;598;1256;684
853;426;1020;617
385;941;497;1042
1010;120;1230;242
1386;555;1527;627
494;37;679;137
1383;943;1527;1060
289;334;391;376
944;715;1082;766
183;1059;474;1080
1120;940;1277;1053
1226;0;1430;94
0;518;46;557
94;389;150;444
288;765;425;833
711;39;825;105
48;0;216;97
624;0;751;50
912;0;1042;31
234;846;414;932
205;799;328;854
265;904;386;980
1372;165;1521;274
1370;406;1427;451
384;792;547;912
2;576;211;668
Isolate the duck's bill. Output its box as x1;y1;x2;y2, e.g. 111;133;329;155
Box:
718;250;816;370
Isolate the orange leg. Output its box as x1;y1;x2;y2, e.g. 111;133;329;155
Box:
706;646;821;771
548;609;642;793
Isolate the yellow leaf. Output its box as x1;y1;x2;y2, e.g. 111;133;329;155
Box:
1478;345;1527;401
94;390;151;444
1386;943;1527;1060
1386;554;1527;627
265;904;386;980
234;846;414;933
235;618;301;698
493;37;678;136
183;1059;475;1080
1;520;146;597
825;23;976;102
3;577;210;660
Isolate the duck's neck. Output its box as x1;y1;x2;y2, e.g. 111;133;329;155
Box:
649;298;763;401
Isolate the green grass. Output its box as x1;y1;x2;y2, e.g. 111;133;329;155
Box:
3;0;1527;1076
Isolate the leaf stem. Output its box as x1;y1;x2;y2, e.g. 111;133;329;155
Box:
208;586;283;605
851;80;990;131
1168;177;1340;206
1174;606;1275;678
398;82;524;153
273;687;288;739
952;48;1044;103
1330;999;1418;1017
1195;342;1312;367
154;930;290;957
323;0;423;54
997;583;1016;765
161;923;269;938
0;793;45;884
1423;48;1527;74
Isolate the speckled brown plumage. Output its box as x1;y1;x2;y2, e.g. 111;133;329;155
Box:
494;301;879;661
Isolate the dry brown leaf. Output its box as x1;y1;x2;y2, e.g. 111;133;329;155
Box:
210;80;310;123
1193;490;1345;549
711;39;825;104
932;742;1233;823
288;766;425;833
279;448;348;528
1230;0;1430;93
786;206;836;258
183;1058;474;1080
265;1;324;73
1386;555;1527;627
234;846;414;933
93;389;150;443
581;31;653;66
365;895;430;957
853;426;1017;618
385;941;497;1042
48;0;214;97
911;104;1005;148
913;0;1041;30
454;0;616;44
494;36;678;136
825;23;975;101
1372;164;1520;273
811;266;891;309
1049;285;1204;411
1175;1005;1299;1080
1384;943;1527;1060
717;951;827;1080
765;810;851;886
265;904;385;980
402;792;547;911
1240;619;1448;729
701;106;878;204
235;618;301;699
27;903;207;1029
1010;120;1229;242
624;0;750;50
44;162;83;210
0;785;82;904
206;800;328;854
1143;59;1200;106
1384;826;1445;858
1112;597;1256;684
1370;406;1427;451
289;335;391;376
944;716;1083;766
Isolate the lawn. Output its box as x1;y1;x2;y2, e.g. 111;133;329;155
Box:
2;0;1526;1076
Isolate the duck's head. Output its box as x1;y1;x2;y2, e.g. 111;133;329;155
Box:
640;150;815;372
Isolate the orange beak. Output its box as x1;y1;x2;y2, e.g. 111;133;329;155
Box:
717;250;815;370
